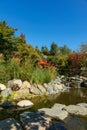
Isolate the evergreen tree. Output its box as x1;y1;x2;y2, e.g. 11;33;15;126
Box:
50;42;59;56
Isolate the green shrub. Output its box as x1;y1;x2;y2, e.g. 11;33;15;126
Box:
19;64;33;82
6;58;20;79
31;67;57;84
0;62;10;84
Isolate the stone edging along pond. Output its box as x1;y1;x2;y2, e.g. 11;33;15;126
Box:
0;77;67;100
0;75;87;100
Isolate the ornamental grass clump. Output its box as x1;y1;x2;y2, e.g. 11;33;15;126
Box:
31;67;57;84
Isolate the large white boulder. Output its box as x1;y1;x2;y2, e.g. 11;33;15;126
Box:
17;100;34;107
21;81;31;89
7;79;22;91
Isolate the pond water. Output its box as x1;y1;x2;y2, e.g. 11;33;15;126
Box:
1;88;87;130
30;87;87;111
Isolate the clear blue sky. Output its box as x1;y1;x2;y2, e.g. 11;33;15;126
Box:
0;0;87;51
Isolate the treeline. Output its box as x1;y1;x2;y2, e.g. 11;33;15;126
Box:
0;21;87;84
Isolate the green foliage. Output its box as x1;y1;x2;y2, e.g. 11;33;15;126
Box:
0;21;18;60
60;45;72;55
50;42;59;56
7;58;20;79
17;43;41;64
0;61;10;84
56;55;69;67
0;62;9;83
19;63;34;82
41;46;50;56
31;67;57;84
80;43;87;53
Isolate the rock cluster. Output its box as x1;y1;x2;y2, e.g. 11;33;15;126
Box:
1;75;87;99
38;103;87;120
65;76;87;88
0;77;67;99
0;103;87;130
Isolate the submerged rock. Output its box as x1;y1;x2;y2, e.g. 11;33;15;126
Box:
0;101;16;108
20;111;51;130
0;118;23;130
49;121;67;130
64;115;87;130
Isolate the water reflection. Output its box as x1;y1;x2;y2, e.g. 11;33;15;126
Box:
64;115;87;130
51;88;87;105
30;88;87;110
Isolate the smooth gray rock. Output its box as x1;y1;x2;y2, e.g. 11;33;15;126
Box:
77;103;87;108
46;84;56;94
43;83;48;89
15;88;30;98
0;83;6;91
1;88;12;97
37;84;46;95
38;103;68;120
64;105;87;116
52;103;66;110
30;85;41;95
54;77;62;83
0;118;23;130
21;81;31;89
53;83;64;92
52;84;60;93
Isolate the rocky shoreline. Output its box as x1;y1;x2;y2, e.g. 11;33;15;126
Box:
0;76;67;100
0;75;87;100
